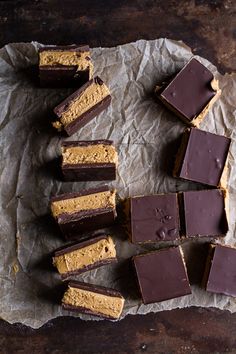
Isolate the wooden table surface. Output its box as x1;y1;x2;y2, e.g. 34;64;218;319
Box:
0;1;236;353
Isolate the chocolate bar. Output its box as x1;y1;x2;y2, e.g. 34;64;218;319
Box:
180;189;228;238
174;128;231;188
61;140;118;181
130;193;180;243
53;77;111;136
50;186;116;239
53;234;117;278
156;58;221;127
39;45;93;87
203;244;236;297
62;281;124;319
133;247;191;304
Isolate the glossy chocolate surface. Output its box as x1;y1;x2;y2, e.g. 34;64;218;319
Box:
177;128;230;187
130;193;180;243
133;247;191;304
160;58;216;121
205;244;236;297
182;189;228;237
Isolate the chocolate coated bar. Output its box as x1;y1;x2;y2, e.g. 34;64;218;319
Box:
61;140;118;181
39;45;92;87
50;186;116;239
156;58;220;126
203;244;236;297
174;128;230;188
53;77;111;136
133;247;191;304
62;281;124;319
53;234;117;278
180;189;228;238
130;193;180;243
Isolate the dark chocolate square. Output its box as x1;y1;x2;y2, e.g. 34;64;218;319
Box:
159;58;216;123
133;247;191;304
175;128;230;187
205;244;236;297
130;193;180;243
182;189;228;238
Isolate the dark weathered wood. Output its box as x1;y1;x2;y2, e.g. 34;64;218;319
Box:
0;308;236;353
0;0;235;73
0;1;236;352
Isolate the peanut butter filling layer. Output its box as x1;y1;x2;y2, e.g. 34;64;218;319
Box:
62;144;118;166
39;50;92;72
51;190;116;218
62;286;124;319
53;237;116;274
59;81;110;127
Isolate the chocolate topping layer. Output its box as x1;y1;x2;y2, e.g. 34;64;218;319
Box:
130;193;180;243
160;58;217;121
62;281;124;319
182;189;228;237
39;45;89;53
50;186;116;238
53;235;116;277
53;77;111;135
204;244;236;297
133;247;191;304
175;128;230;187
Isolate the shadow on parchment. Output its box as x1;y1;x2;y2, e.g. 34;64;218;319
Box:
112;258;140;300
38;157;63;181
37;281;68;306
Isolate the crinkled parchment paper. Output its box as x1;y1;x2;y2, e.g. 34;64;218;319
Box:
0;39;236;328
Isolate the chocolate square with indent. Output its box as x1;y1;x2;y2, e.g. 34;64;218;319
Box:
159;58;217;123
204;244;236;297
133;247;191;304
182;189;228;238
174;128;230;187
130;193;180;243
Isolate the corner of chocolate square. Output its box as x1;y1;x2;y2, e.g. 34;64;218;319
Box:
39;45;93;87
133;246;191;304
61;140;118;181
52;77;111;136
156;58;221;127
50;186;117;239
53;234;117;278
174;128;231;188
62;281;124;319
181;189;228;238
130;193;180;243
203;243;236;297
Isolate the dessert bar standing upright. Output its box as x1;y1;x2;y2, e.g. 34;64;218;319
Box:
61;140;118;181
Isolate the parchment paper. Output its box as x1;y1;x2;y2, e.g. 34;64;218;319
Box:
0;39;236;328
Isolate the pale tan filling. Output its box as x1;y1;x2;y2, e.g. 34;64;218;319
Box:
51;190;116;218
63;286;124;318
62;144;118;166
58;82;110;127
53;237;116;274
39;51;92;72
219;156;229;190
